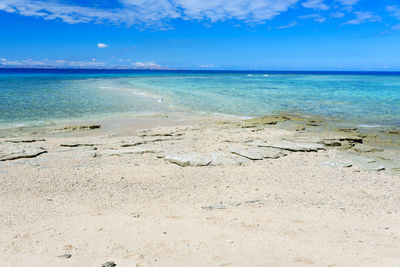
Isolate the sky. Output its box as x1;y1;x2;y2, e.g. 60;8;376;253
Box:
0;0;400;70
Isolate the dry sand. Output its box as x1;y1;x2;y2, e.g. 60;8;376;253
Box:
0;114;399;266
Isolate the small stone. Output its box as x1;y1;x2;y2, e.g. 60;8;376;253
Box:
244;198;262;204
201;203;226;210
58;253;72;259
101;261;116;267
59;125;101;131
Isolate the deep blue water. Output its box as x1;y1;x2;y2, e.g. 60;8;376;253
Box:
0;68;399;127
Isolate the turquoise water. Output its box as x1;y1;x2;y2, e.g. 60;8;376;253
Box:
0;70;399;127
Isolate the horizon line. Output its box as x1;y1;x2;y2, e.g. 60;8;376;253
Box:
1;67;400;73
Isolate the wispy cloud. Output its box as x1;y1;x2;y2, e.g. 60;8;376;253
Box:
198;64;215;68
299;14;326;22
302;0;329;10
338;0;359;5
392;24;400;31
0;58;168;69
387;6;400;19
0;58;107;68
132;62;162;69
97;43;109;48
0;0;301;26
343;11;381;25
277;20;298;28
331;12;345;18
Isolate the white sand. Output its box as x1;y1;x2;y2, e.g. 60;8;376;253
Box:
0;116;399;266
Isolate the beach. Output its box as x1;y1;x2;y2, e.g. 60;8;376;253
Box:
3;0;400;265
1;113;399;266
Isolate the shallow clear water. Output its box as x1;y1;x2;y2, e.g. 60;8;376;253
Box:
0;69;399;127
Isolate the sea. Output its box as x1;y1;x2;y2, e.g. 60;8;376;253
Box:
0;68;399;129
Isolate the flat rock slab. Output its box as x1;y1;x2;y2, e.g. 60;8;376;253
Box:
230;146;287;160
120;141;147;147
260;147;288;159
60;143;99;147
230;147;264;160
351;144;384;153
164;153;212;167
336;152;386;172
0;146;47;161
323;136;363;144
209;153;249;166
320;160;353;168
253;140;325;152
4;138;45;143
100;148;163;157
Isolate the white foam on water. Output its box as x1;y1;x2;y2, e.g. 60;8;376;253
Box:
358;124;382;128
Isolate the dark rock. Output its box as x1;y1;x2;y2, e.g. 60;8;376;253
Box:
59;125;101;131
338;128;358;133
101;262;116;267
60;143;97;147
0;146;47;161
58;253;72;259
5;138;45;143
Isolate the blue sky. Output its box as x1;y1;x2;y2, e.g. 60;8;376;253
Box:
1;0;400;70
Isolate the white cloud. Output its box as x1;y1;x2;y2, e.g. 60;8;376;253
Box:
343;11;381;25
387;6;400;19
338;0;359;5
277;21;298;28
0;0;301;26
299;14;326;22
331;12;345;18
198;64;215;68
0;57;168;69
132;62;162;69
393;24;400;30
0;58;106;68
302;0;329;10
97;43;109;48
